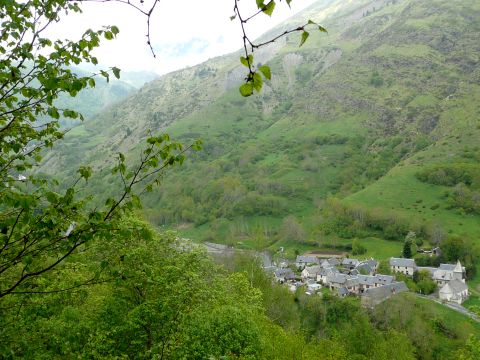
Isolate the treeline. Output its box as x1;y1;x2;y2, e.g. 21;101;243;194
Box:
416;164;479;187
317;198;431;242
416;164;480;214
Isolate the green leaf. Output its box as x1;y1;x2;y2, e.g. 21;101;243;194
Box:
252;72;263;92
318;25;328;33
259;65;271;80
47;107;60;119
112;67;121;79
286;0;292;7
240;55;253;68
256;0;265;8
239;83;254;97
111;25;120;35
78;166;92;181
263;1;276;16
230;15;236;21
88;78;95;88
299;30;309;47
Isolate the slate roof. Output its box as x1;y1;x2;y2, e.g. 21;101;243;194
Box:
319;267;339;276
356;260;377;274
358;259;378;269
439;263;456;271
327;273;359;287
322;258;340;267
303;265;322;275
433;269;454;282
337;287;349;296
390;258;416;267
358;275;376;286
363;282;409;299
274;268;295;280
342;258;360;267
374;275;394;285
345;276;359;287
440;279;468;294
326;273;348;285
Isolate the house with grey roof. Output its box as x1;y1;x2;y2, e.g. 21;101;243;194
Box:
356;259;378;275
342;258;360;270
296;255;319;270
274;268;295;283
326;273;359;294
389;257;416;276
439;279;469;304
317;266;339;284
357;274;395;293
361;282;409;308
301;265;322;280
321;258;340;268
433;261;465;286
374;274;394;287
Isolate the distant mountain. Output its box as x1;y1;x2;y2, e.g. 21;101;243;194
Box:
43;0;480;255
56;68;158;123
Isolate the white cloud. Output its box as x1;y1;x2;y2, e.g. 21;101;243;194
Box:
47;0;317;75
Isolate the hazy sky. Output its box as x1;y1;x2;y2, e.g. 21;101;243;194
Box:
48;0;317;75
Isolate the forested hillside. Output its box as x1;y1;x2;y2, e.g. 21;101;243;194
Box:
43;0;480;261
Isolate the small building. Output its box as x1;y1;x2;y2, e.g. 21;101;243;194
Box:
296;255;319;270
342;258;360;270
301;265;322;280
373;274;394;287
317;267;339;284
356;259;378;275
274;268;295;283
326;273;359;294
361;282;409;308
390;257;416;276
439;279;469;304
321;258;340;268
357;274;394;293
433;261;465;286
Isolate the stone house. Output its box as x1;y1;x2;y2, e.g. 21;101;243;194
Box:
342;258;360;270
390;257;416;276
301;265;322;280
274;268;295;283
432;261;465;287
439;280;469;304
361;282;409;308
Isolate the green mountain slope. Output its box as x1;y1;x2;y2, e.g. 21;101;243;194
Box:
43;0;480;259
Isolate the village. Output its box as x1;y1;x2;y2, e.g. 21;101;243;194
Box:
268;254;469;308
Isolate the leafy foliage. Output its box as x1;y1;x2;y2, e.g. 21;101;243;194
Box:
0;0;201;298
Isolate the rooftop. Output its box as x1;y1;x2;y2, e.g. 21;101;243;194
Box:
390;257;415;267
